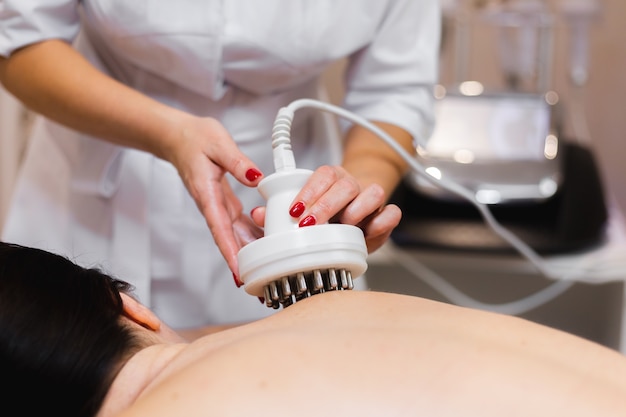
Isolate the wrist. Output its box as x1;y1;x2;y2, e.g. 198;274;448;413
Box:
146;106;196;163
344;157;404;200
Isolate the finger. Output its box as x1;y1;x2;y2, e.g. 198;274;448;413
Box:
199;197;241;274
332;183;387;226
221;176;244;221
250;206;266;228
365;228;394;254
205;121;265;187
360;204;402;253
290;166;360;226
220;178;258;245
191;175;242;275
288;166;350;215
232;214;264;247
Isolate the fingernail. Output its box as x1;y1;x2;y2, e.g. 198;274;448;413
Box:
289;201;305;217
245;168;263;182
233;273;244;288
299;215;316;227
258;296;265;304
250;206;260;217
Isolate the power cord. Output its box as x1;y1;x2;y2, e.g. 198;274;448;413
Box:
376;243;574;316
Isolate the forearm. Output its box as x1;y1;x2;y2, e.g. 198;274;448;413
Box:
341;121;414;199
0;39;185;160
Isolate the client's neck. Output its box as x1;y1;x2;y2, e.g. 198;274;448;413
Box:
97;343;186;417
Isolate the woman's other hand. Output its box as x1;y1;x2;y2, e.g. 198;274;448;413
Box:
249;121;413;255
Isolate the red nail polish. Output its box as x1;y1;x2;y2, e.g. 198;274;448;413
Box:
289;201;305;217
258;296;265;304
299;215;316;227
245;168;263;182
233;273;244;288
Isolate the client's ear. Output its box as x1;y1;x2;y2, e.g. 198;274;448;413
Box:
120;293;161;331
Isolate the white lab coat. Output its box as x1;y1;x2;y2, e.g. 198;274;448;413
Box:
0;0;440;328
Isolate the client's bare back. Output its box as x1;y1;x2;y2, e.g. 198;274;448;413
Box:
116;291;626;417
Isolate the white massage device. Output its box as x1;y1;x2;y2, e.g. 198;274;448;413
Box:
237;103;368;309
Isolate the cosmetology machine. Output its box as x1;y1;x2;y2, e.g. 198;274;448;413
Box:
392;0;608;255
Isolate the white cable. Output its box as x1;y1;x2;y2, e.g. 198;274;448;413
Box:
272;98;611;313
381;244;574;316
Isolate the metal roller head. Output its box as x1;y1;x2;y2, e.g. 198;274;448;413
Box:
264;268;355;309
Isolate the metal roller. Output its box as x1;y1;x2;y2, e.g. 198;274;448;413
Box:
263;268;355;309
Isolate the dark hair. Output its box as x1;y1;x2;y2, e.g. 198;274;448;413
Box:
0;242;143;417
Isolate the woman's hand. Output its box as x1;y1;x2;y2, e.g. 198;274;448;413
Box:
162;115;265;278
250;165;402;253
1;40;266;280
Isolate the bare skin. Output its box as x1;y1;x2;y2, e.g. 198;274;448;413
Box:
100;291;626;417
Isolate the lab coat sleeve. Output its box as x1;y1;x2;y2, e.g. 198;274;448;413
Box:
0;0;81;57
342;0;441;147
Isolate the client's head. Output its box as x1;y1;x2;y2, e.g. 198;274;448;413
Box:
0;242;147;417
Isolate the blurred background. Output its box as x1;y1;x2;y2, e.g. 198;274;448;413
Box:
2;0;626;349
322;0;626;215
3;0;624;235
